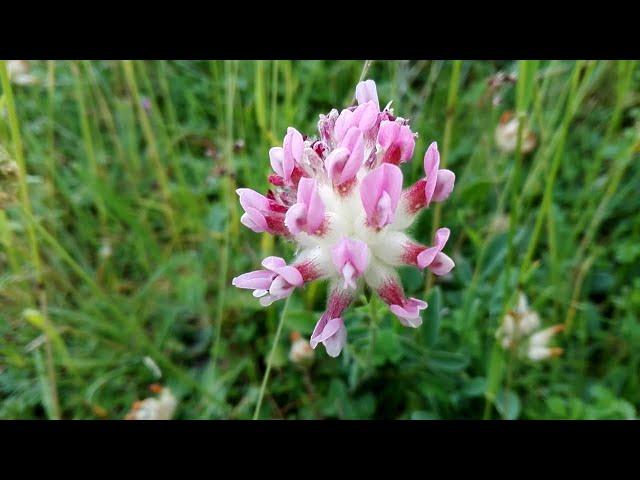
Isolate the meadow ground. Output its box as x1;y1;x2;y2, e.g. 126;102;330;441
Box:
0;60;639;419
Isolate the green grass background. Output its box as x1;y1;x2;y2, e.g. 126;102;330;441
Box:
1;60;639;419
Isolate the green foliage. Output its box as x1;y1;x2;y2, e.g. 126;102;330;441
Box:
0;60;638;419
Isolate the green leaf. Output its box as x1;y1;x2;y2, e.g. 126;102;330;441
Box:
426;350;469;372
495;389;521;420
461;377;487;398
411;410;439;420
373;329;403;366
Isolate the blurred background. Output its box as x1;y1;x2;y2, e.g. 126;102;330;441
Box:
0;60;638;420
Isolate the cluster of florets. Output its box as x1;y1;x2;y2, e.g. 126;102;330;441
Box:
232;80;456;357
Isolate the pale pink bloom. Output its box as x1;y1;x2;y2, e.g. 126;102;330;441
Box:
310;316;347;358
360;163;403;229
233;79;457;357
377;120;416;165
417;228;455;276
334;102;378;143
232;256;303;306
236;188;288;235
331;237;370;289
423;142;456;207
310;288;352;357
374;274;428;328
356;79;379;109
285;177;326;235
269;127;304;184
325;126;364;188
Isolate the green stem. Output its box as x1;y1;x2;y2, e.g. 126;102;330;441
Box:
253;296;291;420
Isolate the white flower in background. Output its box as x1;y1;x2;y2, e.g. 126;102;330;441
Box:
497;292;564;361
495;111;537;154
289;331;314;365
125;385;177;420
7;60;37;86
0;144;19;208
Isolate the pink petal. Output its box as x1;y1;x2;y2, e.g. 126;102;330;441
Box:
310;316;346;357
282;127;303;181
322;320;347;357
349;238;370;273
428;252;455;276
231;270;274;290
334;109;354;144
240;208;267;233
268;275;296;297
389;297;428;327
433;227;451;249
397;125;416;162
418;227;451;267
236;188;269;211
433;169;455;202
361;164;403;227
269;147;284;177
302;179;325;232
355;79;379;110
416;246;439;269
360;167;385;221
310;315;338;345
423;142;440;206
272;265;303;287
341;263;357;289
261;256;287;272
377;120;400;149
352;101;378;131
325;147;350;185
338;127;364;185
360;164;404;227
285;178;325;235
331;237;370;289
330;238;350;268
376;191;393;227
309;315;327;348
284;203;306;235
381;164;403;213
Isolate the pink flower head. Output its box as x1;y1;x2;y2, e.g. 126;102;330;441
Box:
269;127;304;184
233;78;456;357
231;256;303;307
331;237;370;289
325;126;364;188
377;120;416;165
417;227;455;275
424;142;456;207
284;177;326;235
355;79;380;110
236;188;287;235
360;163;403;229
